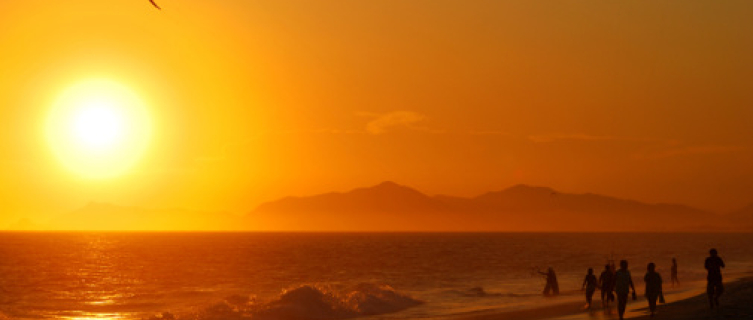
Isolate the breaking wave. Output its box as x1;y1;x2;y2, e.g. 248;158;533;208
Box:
145;283;422;320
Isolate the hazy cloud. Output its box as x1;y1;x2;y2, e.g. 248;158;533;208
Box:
312;128;365;135
528;133;621;143
361;111;431;135
634;145;746;160
469;130;513;136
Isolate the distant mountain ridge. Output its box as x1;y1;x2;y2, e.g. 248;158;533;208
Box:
247;181;738;232
10;182;749;231
248;181;456;231
254;181;450;214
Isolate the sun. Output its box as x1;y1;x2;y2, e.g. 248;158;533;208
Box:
46;79;152;179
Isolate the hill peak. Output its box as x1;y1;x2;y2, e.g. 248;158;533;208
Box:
350;181;427;198
475;184;556;200
369;181;412;191
374;180;401;188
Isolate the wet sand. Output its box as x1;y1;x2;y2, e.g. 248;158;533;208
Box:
455;274;753;320
630;275;753;319
454;301;586;320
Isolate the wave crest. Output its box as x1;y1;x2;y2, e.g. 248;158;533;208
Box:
144;283;422;320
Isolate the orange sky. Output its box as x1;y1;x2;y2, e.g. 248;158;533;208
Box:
1;0;752;227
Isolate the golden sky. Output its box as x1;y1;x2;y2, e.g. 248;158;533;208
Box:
1;0;752;226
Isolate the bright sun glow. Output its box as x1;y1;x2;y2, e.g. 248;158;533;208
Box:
46;79;152;179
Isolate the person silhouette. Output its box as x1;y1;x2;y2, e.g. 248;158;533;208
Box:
670;258;679;287
614;260;636;320
538;267;559;296
582;268;598;309
644;262;664;318
598;263;615;307
705;248;725;309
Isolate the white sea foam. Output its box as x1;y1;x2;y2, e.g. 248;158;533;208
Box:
145;283;422;320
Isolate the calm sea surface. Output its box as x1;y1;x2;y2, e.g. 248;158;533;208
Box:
0;232;751;319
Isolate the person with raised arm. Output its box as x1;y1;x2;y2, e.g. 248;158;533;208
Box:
538;267;559;296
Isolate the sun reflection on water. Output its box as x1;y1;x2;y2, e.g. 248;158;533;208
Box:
60;315;130;320
52;235;141;320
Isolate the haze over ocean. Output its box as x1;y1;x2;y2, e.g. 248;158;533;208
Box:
0;232;750;319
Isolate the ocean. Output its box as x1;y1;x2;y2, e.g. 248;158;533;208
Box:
0;232;750;319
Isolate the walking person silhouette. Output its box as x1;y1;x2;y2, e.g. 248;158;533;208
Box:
614;260;636;320
705;248;725;309
598;263;615;307
670;258;679;287
644;262;665;318
582;268;598;309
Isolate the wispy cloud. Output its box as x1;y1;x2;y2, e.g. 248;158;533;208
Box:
311;128;365;135
528;133;622;143
359;111;439;135
634;145;746;160
469;130;513;136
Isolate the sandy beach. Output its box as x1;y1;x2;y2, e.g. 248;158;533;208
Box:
453;301;586;320
456;274;753;320
630;275;753;320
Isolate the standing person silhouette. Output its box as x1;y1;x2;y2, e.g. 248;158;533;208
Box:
614;260;636;320
582;268;598;309
644;262;664;318
538;267;559;296
598;264;615;307
705;248;725;309
670;258;679;287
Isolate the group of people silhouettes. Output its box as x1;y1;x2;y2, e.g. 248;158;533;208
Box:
541;248;725;320
587;260;640;319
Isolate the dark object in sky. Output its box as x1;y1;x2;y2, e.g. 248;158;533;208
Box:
149;0;161;10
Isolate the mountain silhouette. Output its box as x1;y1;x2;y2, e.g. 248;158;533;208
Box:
248;181;458;231
471;184;717;231
255;181;447;213
27;182;746;231
247;182;727;232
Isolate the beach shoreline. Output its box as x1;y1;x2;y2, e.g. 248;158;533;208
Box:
629;273;753;320
453;272;753;320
